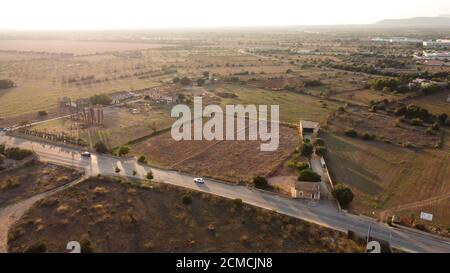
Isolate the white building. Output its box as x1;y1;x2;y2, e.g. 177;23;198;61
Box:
423;39;450;49
423;51;450;60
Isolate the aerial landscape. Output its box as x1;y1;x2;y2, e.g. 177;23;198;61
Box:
0;0;449;263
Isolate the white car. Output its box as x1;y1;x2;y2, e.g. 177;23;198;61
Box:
81;151;91;157
193;178;205;184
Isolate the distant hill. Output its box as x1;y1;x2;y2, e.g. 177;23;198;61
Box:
375;16;450;28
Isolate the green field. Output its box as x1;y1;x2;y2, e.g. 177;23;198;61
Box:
206;84;343;125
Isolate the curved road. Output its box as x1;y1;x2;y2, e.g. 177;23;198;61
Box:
1;133;450;253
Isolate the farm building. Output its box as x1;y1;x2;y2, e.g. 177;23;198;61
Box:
291;181;321;200
111;91;137;104
299;120;320;139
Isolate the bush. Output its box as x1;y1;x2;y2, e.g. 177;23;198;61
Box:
89;94;112;106
298;169;321;182
253;176;268;188
362;133;376;141
24;241;47;253
344;129;358;138
138;155;147;163
0;144;5;154
182;193;192;204
297;162;309;171
432;122;440;131
315;146;327;156
37;110;48;116
146;171;153;180
410;118;423;126
0;79;15;90
118;146;130;156
94;142;108;154
180;77;192;86
80;236;95;253
300;143;314;157
332;184;354;206
115;166;120;173
313;138;324;146
5;147;33;160
232;198;243;207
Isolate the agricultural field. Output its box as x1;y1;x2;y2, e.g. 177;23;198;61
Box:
203;84;343;125
131;119;299;183
0;162;83;205
322;132;450;228
403;91;450;116
327;105;442;148
8;176;364;253
31;101;174;149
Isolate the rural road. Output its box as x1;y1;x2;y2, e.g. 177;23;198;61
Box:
1;133;450;253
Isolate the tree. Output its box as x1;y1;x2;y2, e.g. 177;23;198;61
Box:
90;94;112;106
115;166;121;173
344;129;358;138
313;138;324;146
0;144;5;154
118;146;130;156
332;184;354;206
146;171;153;180
180;77;192;86
196;78;205;86
182;193;192;204
438;113;448;124
203;71;210;78
173;77;180;83
37;110;48;116
300;143;314;158
94;142;108;154
253;176;268;188
298;169;321;182
315;146;327;156
0;79;15;90
138;155;147;163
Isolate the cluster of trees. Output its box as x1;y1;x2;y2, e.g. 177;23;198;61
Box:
298;169;321;182
173;76;192;86
344;129;376;141
369;78;403;92
332;184;354;207
303;80;322;87
327;63;399;77
0;79;15;90
90;94;112;106
1;147;33;160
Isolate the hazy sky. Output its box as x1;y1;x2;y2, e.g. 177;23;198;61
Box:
1;0;449;30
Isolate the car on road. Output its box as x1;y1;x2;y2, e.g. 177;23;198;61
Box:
193;177;205;184
81;151;91;157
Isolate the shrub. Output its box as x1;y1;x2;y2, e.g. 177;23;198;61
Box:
253;176;268;188
315;146;327;156
118;146;130;156
300;143;314;157
182;193;192;204
410;118;423;126
94;142;108;154
146;171;153;180
232;198;243;207
5;147;33;160
138;155;147;163
115;166;120;173
297;162;309;171
313;138;324;146
0;144;4;154
24;241;47;253
332;184;354;206
80;236;95;253
344;129;358;138
362;133;376;141
0;79;15;90
37;110;48;116
298;169;321;182
89;94;112;106
432;122;440;131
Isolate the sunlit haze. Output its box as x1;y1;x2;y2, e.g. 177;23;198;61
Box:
1;0;450;30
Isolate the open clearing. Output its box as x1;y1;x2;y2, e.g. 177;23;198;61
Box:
0;162;83;205
8;176;364;253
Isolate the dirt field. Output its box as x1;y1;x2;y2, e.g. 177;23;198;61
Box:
403;91;450;116
0;162;83;205
322;132;450;222
131;120;299;183
7;176;364;253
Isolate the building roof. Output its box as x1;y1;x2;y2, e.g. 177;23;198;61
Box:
300;120;320;129
294;181;320;192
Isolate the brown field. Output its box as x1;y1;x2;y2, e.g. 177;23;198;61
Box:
403;91;450;116
0;162;83;205
8;176;364;253
131;121;299;183
327;105;442;149
0;40;173;55
322;132;450;224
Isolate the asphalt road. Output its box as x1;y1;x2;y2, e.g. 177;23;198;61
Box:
1;133;450;253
